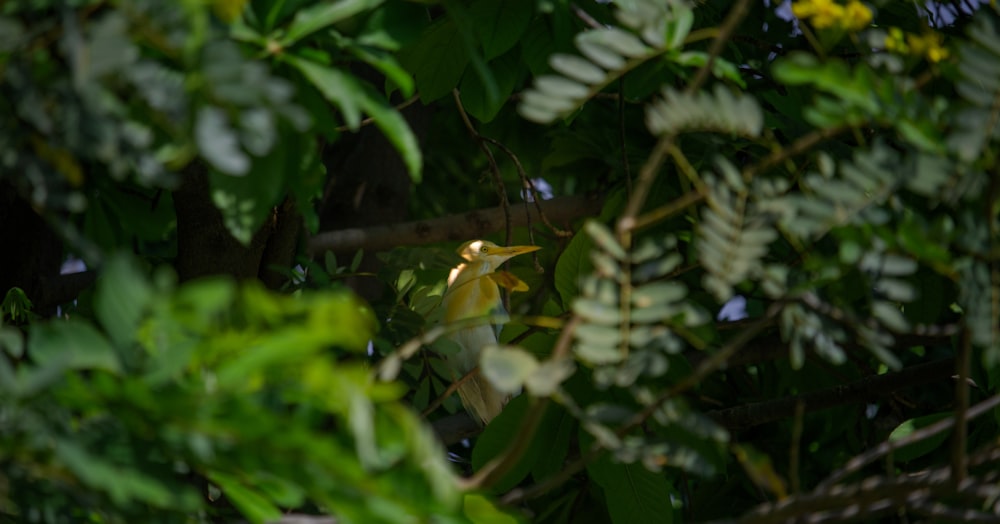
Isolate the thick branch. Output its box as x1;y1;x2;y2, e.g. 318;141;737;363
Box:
308;194;602;254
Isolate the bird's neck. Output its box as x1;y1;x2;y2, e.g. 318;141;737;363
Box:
448;260;493;289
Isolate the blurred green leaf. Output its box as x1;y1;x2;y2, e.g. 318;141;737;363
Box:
281;0;386;46
210;472;283;524
95;254;153;348
196;106;250;176
463;493;522;523
28;320;120;376
481;344;539;394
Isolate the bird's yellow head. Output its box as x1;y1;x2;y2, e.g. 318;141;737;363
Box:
457;240;541;266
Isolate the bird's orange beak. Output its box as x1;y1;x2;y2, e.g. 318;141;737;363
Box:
498;244;541;258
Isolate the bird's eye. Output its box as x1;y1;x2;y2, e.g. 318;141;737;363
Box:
480;246;489;253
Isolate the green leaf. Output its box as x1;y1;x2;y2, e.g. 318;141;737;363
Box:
523;357;575;397
520;18;557;75
888;412;952;462
460;51;520;123
554;228;594;308
472;397;567;494
281;0;386;46
289;56;422;180
587;454;675;524
354;83;423;181
210;472;283;524
1;286;34;324
196;106;250;176
773;53;878;115
530;405;575;480
55;440;181;508
0;326;24;358
550;53;606;84
575;342;623;365
209;141;288;245
0;16;25;52
463;493;522;524
399;19;470;102
481;345;539;394
573;298;622;326
28;320;121;375
357;3;427;51
468;0;534;60
346;44;415;98
290;57;364;129
585;220;627;260
95;254;153;348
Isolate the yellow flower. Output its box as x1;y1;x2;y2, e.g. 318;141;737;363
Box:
926;45;949;63
907;32;949;63
792;0;872;32
791;0;816;17
842;1;873;32
795;0;845;29
884;27;908;53
883;27;949;63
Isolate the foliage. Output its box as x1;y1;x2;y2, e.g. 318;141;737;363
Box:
1;255;467;523
3;0;1000;523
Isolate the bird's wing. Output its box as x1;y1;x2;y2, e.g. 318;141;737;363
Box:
487;270;530;292
443;272;501;321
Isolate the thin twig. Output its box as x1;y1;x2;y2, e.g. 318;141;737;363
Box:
452;90;513;247
952;326;971;484
687;0;752;94
421;365;481;418
570;2;604;29
616;135;674;236
501;443;603;505
709;357;956;430
614;0;753;240
621;301;784;435
630;190;705;232
618;76;632;198
743;124;849;179
481;136;574;238
789;400;805;495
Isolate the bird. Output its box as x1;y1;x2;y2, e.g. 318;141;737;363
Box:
439;239;540;425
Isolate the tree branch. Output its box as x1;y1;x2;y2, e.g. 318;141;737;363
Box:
708;357;955;430
308;195;603;255
722;441;1000;524
819;393;1000;489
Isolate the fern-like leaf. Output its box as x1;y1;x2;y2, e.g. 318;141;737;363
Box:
698;158;778;302
645;85;764;137
948;16;1000;163
782;144;899;239
518;1;694;123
